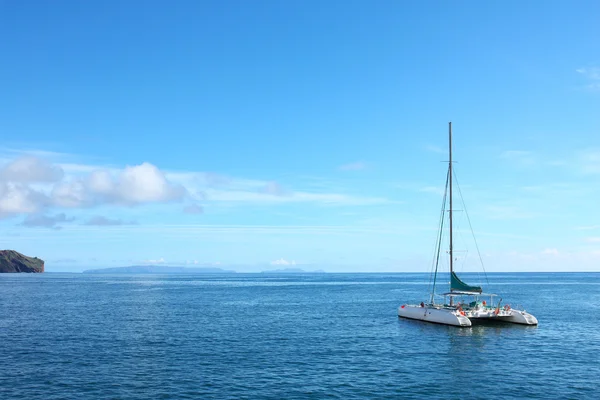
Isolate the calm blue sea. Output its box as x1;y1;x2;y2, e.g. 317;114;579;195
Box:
1;272;599;399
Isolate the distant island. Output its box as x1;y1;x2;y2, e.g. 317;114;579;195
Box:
261;268;326;274
82;265;236;274
0;250;44;273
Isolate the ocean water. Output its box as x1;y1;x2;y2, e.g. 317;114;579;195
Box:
1;272;599;399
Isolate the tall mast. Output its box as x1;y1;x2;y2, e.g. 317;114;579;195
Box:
449;122;454;297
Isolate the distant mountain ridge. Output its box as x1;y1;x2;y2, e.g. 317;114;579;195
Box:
0;250;44;273
82;265;236;274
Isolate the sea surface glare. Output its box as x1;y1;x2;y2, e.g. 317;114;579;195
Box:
1;272;599;399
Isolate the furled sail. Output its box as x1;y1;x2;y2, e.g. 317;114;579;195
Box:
450;271;482;293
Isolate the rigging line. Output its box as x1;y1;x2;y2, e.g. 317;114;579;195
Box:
427;171;447;297
452;169;490;287
429;166;450;303
427;167;449;297
426;185;445;292
427;237;438;293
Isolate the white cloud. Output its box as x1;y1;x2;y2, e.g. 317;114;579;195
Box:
270;258;296;265
585;237;600;243
115;163;186;204
88;170;114;195
0;156;64;183
0;150;393;220
0;182;47;217
52;180;90;208
0;153;189;218
51;162;187;208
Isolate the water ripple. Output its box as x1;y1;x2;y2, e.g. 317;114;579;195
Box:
1;273;599;399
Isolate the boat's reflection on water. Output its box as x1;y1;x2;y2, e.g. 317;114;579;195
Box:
397;317;539;384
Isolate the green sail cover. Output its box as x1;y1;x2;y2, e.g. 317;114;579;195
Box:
451;271;482;293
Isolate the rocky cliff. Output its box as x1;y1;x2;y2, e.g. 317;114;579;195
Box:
0;250;44;273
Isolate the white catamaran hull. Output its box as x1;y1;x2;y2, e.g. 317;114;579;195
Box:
399;305;538;327
464;307;538;325
398;305;472;327
500;310;538;325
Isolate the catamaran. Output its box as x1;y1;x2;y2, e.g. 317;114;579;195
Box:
398;122;538;327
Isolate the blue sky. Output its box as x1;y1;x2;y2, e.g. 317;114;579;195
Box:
1;1;599;272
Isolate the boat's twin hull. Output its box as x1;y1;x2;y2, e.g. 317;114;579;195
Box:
398;305;538;327
398;305;472;327
495;310;538;325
